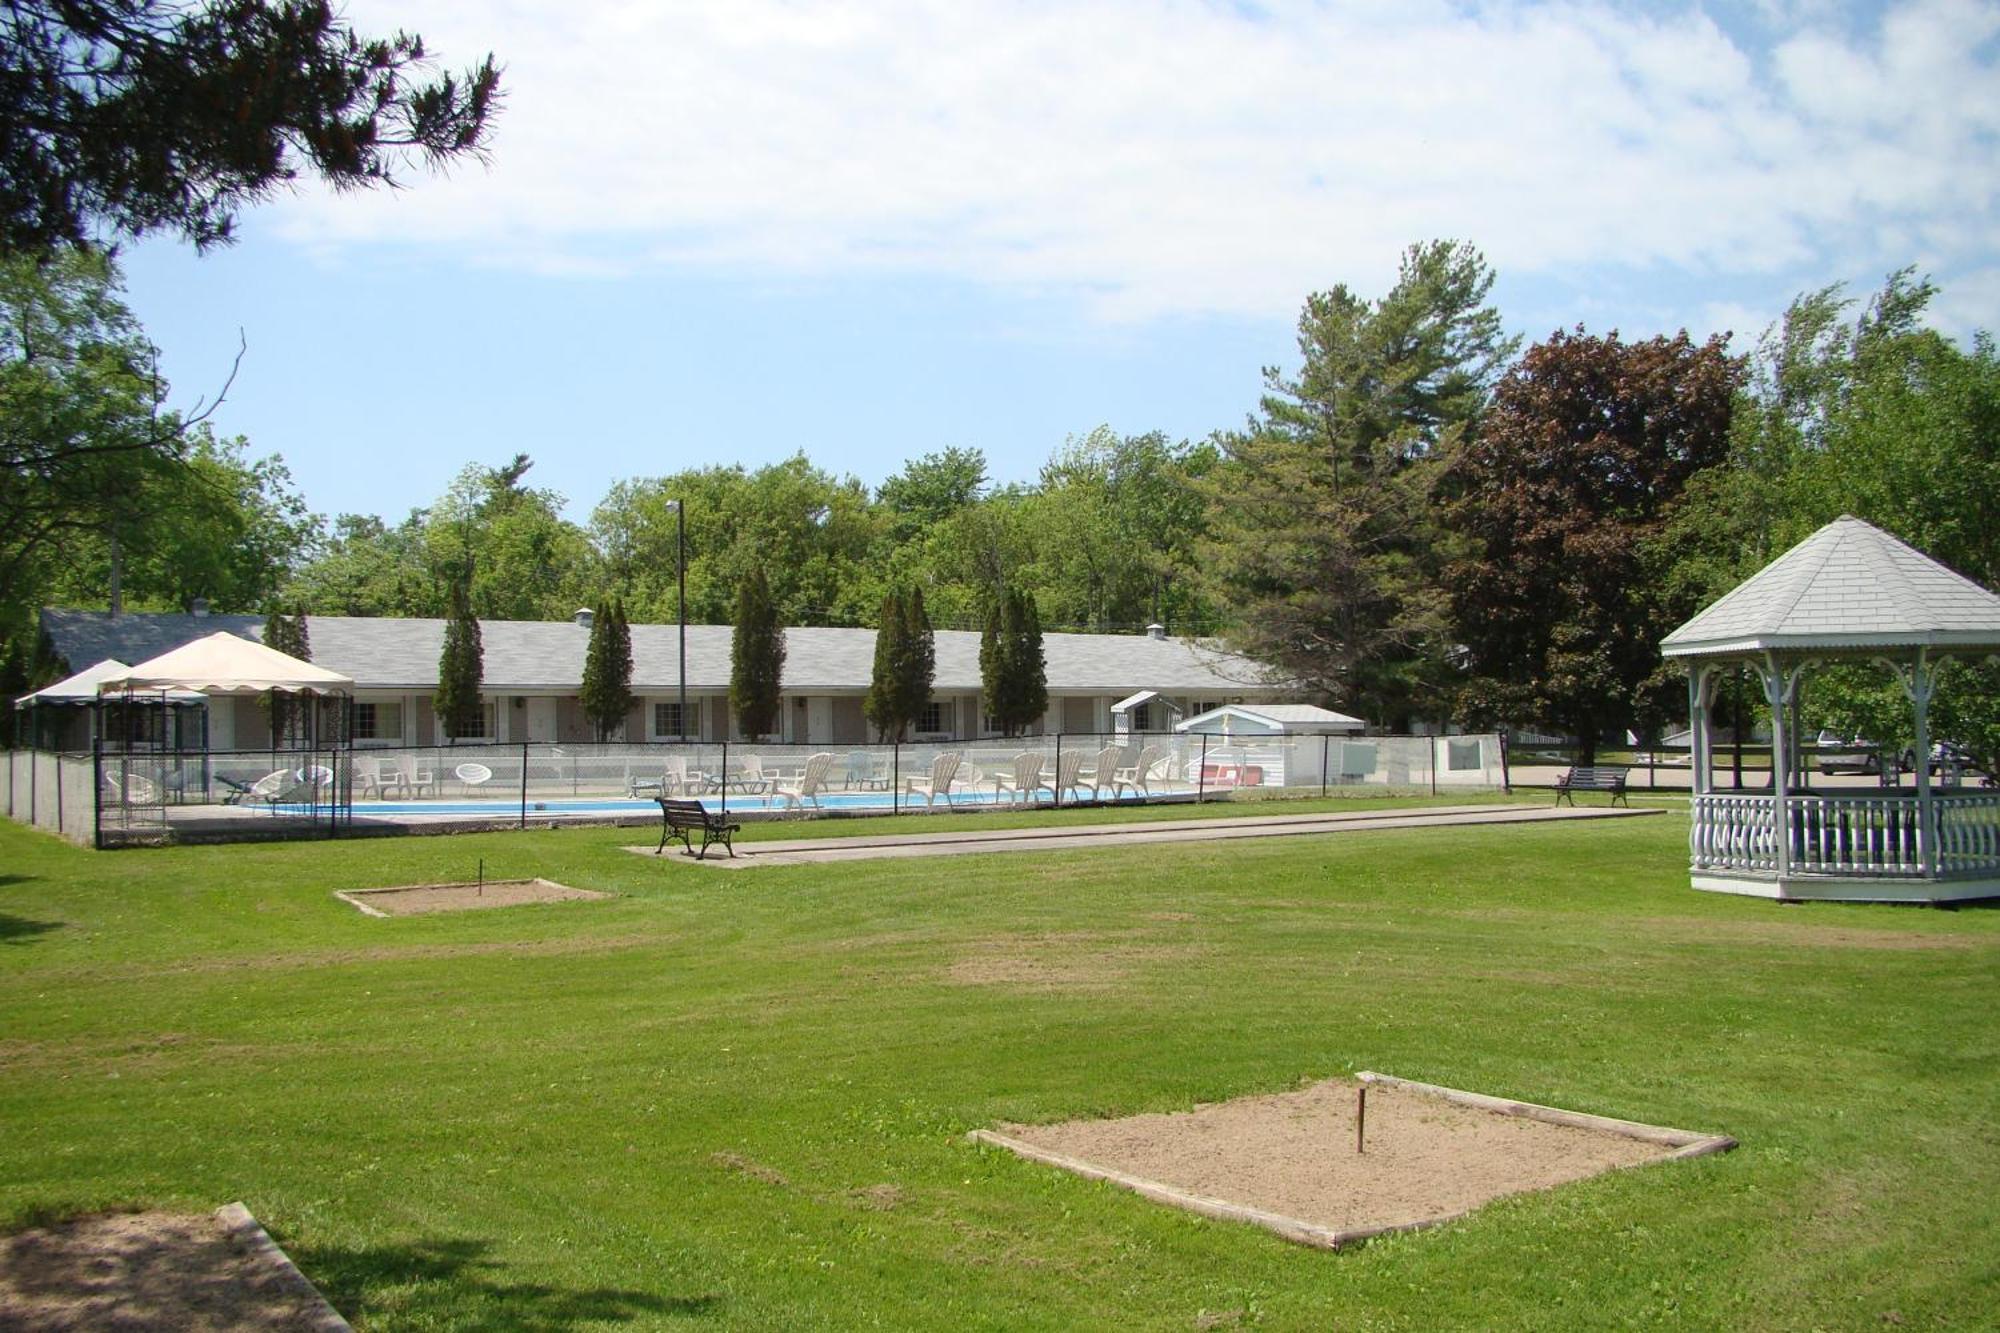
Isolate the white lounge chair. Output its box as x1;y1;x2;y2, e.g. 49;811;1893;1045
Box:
903;751;963;808
628;753;691;798
724;754;772;795
773;752;836;810
248;766;330;811
1114;744;1165;799
844;750;888;790
993;752;1045;804
455;762;494;797
1038;749;1086;803
104;771;161;805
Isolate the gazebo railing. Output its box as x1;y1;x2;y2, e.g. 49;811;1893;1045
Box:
1936;794;2000;874
1693;790;2000;879
1691;793;1780;873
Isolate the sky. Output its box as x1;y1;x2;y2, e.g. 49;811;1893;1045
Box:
117;0;2000;527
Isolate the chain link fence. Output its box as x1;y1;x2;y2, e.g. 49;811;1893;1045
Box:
2;730;1507;847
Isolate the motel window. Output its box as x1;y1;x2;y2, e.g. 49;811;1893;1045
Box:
1130;702;1154;731
352;701;402;742
448;702;495;740
919;700;949;735
653;700;699;738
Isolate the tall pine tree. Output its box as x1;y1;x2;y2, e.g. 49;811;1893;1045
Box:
261;605;311;746
579;598;633;742
1005;588;1047;735
1202;240;1514;727
899;587;936;737
434;574;484;743
979;586;1047;736
865;590;907;741
730;570;784;739
865;586;935;741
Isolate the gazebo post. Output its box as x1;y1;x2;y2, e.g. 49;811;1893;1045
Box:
1759;653;1792;881
1892;649;1938;880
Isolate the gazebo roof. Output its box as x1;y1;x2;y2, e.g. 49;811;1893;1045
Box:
1662;516;2000;660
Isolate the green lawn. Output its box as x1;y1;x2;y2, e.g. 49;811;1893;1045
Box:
1;805;1995;1330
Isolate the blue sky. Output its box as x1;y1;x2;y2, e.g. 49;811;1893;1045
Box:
118;0;1999;526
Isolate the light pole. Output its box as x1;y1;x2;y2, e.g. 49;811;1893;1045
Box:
667;498;687;742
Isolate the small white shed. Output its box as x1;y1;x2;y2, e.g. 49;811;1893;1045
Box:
1174;703;1367;789
1176;703;1366;737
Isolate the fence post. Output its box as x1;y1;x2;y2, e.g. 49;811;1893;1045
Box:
892;742;900;815
1499;729;1512;795
1322;734;1331;799
720;740;728;818
1053;733;1062;809
92;740;103;850
520;741;530;828
1199;734;1209;803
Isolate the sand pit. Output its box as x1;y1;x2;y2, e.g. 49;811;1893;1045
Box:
0;1205;348;1331
335;878;606;916
973;1072;1734;1249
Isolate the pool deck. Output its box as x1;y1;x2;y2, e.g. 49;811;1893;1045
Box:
626;802;1661;867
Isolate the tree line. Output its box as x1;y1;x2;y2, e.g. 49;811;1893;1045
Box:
2;20;1994;769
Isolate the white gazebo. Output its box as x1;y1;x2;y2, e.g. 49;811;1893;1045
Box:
1661;517;2000;903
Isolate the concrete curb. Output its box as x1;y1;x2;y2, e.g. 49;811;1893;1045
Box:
631;804;1662;868
213;1202;353;1332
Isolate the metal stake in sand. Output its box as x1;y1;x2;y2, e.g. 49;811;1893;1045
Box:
1355;1084;1367;1154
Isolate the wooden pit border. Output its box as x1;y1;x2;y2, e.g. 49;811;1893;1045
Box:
214;1201;353;1332
334;878;602;917
966;1070;1737;1251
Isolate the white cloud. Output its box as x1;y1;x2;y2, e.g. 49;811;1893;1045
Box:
266;0;2000;323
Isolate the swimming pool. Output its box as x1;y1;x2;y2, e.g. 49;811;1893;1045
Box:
283;787;1174;818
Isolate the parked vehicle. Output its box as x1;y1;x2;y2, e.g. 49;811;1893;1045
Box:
1901;741;1986;782
1816;732;1881;776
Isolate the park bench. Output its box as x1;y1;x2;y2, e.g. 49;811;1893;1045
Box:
1554;765;1629;807
655;797;740;859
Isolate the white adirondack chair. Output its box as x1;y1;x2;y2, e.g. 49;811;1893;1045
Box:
774;752;836;810
903;751;963;808
993;752;1045;804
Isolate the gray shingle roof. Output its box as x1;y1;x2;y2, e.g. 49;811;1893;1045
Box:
39;611;1281;695
1661;516;2000;658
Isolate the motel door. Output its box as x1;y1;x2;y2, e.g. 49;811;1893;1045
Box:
806;696;833;744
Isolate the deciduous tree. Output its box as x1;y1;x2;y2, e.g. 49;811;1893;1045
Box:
1446;327;1741;758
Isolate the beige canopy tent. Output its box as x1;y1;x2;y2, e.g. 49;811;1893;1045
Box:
1662;516;2000;903
97;631;354;696
13;658;205;751
94;632;357;826
18;658;197;705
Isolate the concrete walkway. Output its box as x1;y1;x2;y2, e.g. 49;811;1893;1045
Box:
626;802;1661;867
